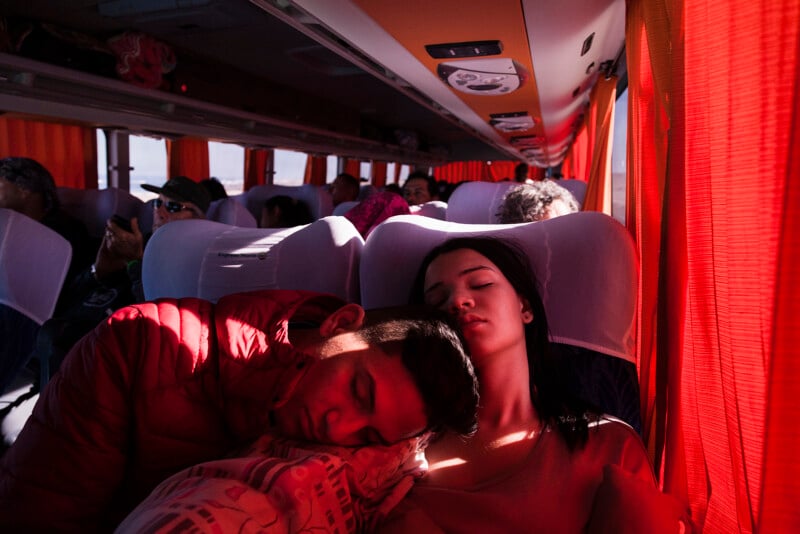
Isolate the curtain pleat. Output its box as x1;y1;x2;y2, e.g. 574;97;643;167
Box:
343;158;360;176
582;76;616;214
244;148;272;190
372;161;388;187
562;126;589;182
628;0;800;532
0;118;97;189
166;137;209;180
303;155;327;186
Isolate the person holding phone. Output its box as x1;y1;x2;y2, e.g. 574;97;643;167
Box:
31;177;211;388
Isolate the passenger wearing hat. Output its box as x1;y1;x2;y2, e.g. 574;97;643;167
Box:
30;177;210;388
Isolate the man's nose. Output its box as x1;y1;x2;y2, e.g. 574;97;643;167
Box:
323;407;368;445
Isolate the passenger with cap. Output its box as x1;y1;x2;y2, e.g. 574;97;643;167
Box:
31;176;211;384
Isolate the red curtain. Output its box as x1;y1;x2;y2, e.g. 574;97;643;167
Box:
166;137;209;180
562;126;589;182
628;1;800;532
343;158;360;176
303;155;327;186
0;117;98;189
582;75;616;214
372;161;388;187
434;161;490;182
244;148;272;190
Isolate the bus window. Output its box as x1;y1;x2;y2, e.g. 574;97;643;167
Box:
359;161;372;182
208;142;244;197
611;87;628;225
129;135;167;201
326;155;338;183
96;130;108;190
273;149;307;186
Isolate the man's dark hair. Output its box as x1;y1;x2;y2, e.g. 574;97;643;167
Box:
403;171;437;196
0;157;59;213
360;306;479;437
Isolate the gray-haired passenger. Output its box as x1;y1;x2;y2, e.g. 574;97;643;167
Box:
497;180;580;224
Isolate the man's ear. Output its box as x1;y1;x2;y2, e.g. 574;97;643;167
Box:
319;303;366;337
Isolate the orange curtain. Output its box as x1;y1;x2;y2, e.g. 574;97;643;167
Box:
628;1;800;532
434;161;490;182
244;148;272;190
372;161;388;187
303;155;327;186
343;158;360;176
0;117;98;189
487;161;517;181
166;137;209;180
562;126;589;182
581;75;616;214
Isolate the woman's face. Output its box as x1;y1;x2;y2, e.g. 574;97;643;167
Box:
422;248;532;361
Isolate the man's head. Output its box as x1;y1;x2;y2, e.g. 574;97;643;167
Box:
329;173;360;206
514;162;529;183
402;171;437;206
273;303;479;446
142;176;211;230
0;157;59;220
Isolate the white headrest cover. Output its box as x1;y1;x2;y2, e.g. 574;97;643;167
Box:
360;212;638;362
446;181;520;224
238;184;334;221
556;179;588;207
410;200;448;220
57;187;144;237
0;209;72;324
144;217;363;302
206;198;258;227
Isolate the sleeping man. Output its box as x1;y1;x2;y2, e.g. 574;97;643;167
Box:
0;290;479;532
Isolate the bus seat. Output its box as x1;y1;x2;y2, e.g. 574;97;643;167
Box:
143;216;363;303
358;184;377;200
206;198;258;227
333;200;359;216
445;181;519;224
410;200;448;220
360;212;640;430
236;184;334;222
557;179;587;207
0;209;72;392
137;199;155;235
57;187;144;238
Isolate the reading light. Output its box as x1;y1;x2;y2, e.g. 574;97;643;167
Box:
489;111;536;133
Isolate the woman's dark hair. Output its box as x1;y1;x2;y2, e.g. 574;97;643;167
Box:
409;237;596;450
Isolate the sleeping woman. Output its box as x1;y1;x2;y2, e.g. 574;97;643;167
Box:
382;237;686;533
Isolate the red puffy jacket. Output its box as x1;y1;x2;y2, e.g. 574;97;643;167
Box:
0;290;344;531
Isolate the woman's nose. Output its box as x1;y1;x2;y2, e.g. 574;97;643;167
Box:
447;292;473;313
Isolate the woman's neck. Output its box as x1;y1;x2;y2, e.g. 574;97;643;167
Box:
473;348;537;435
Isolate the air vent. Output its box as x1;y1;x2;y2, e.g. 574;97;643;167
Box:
438;58;527;96
425;40;503;59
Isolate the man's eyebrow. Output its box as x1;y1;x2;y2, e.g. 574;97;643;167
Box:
423;265;491;294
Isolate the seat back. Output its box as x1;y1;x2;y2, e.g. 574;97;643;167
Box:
0;209;72;325
206;198;258;227
57;187;145;238
235;184;334;222
556;179;588;207
445;181;519;224
360;212;638;362
333;200;359;216
143;216;363;303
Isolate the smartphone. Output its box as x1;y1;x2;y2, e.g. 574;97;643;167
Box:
110;214;132;233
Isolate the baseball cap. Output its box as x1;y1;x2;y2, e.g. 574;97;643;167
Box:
142;176;211;214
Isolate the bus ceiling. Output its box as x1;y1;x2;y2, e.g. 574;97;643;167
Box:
0;0;626;167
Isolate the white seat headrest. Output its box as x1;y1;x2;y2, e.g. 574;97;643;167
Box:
410;200;448;220
237;184;334;222
57;187;144;238
143;216;363;303
445;181;519;224
360;212;638;362
206;198;258;227
555;179;587;207
0;209;72;324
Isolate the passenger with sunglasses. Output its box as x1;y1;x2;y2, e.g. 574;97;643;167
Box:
29;177;211;389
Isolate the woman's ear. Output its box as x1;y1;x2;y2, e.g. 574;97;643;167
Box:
319;303;366;337
521;298;534;324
